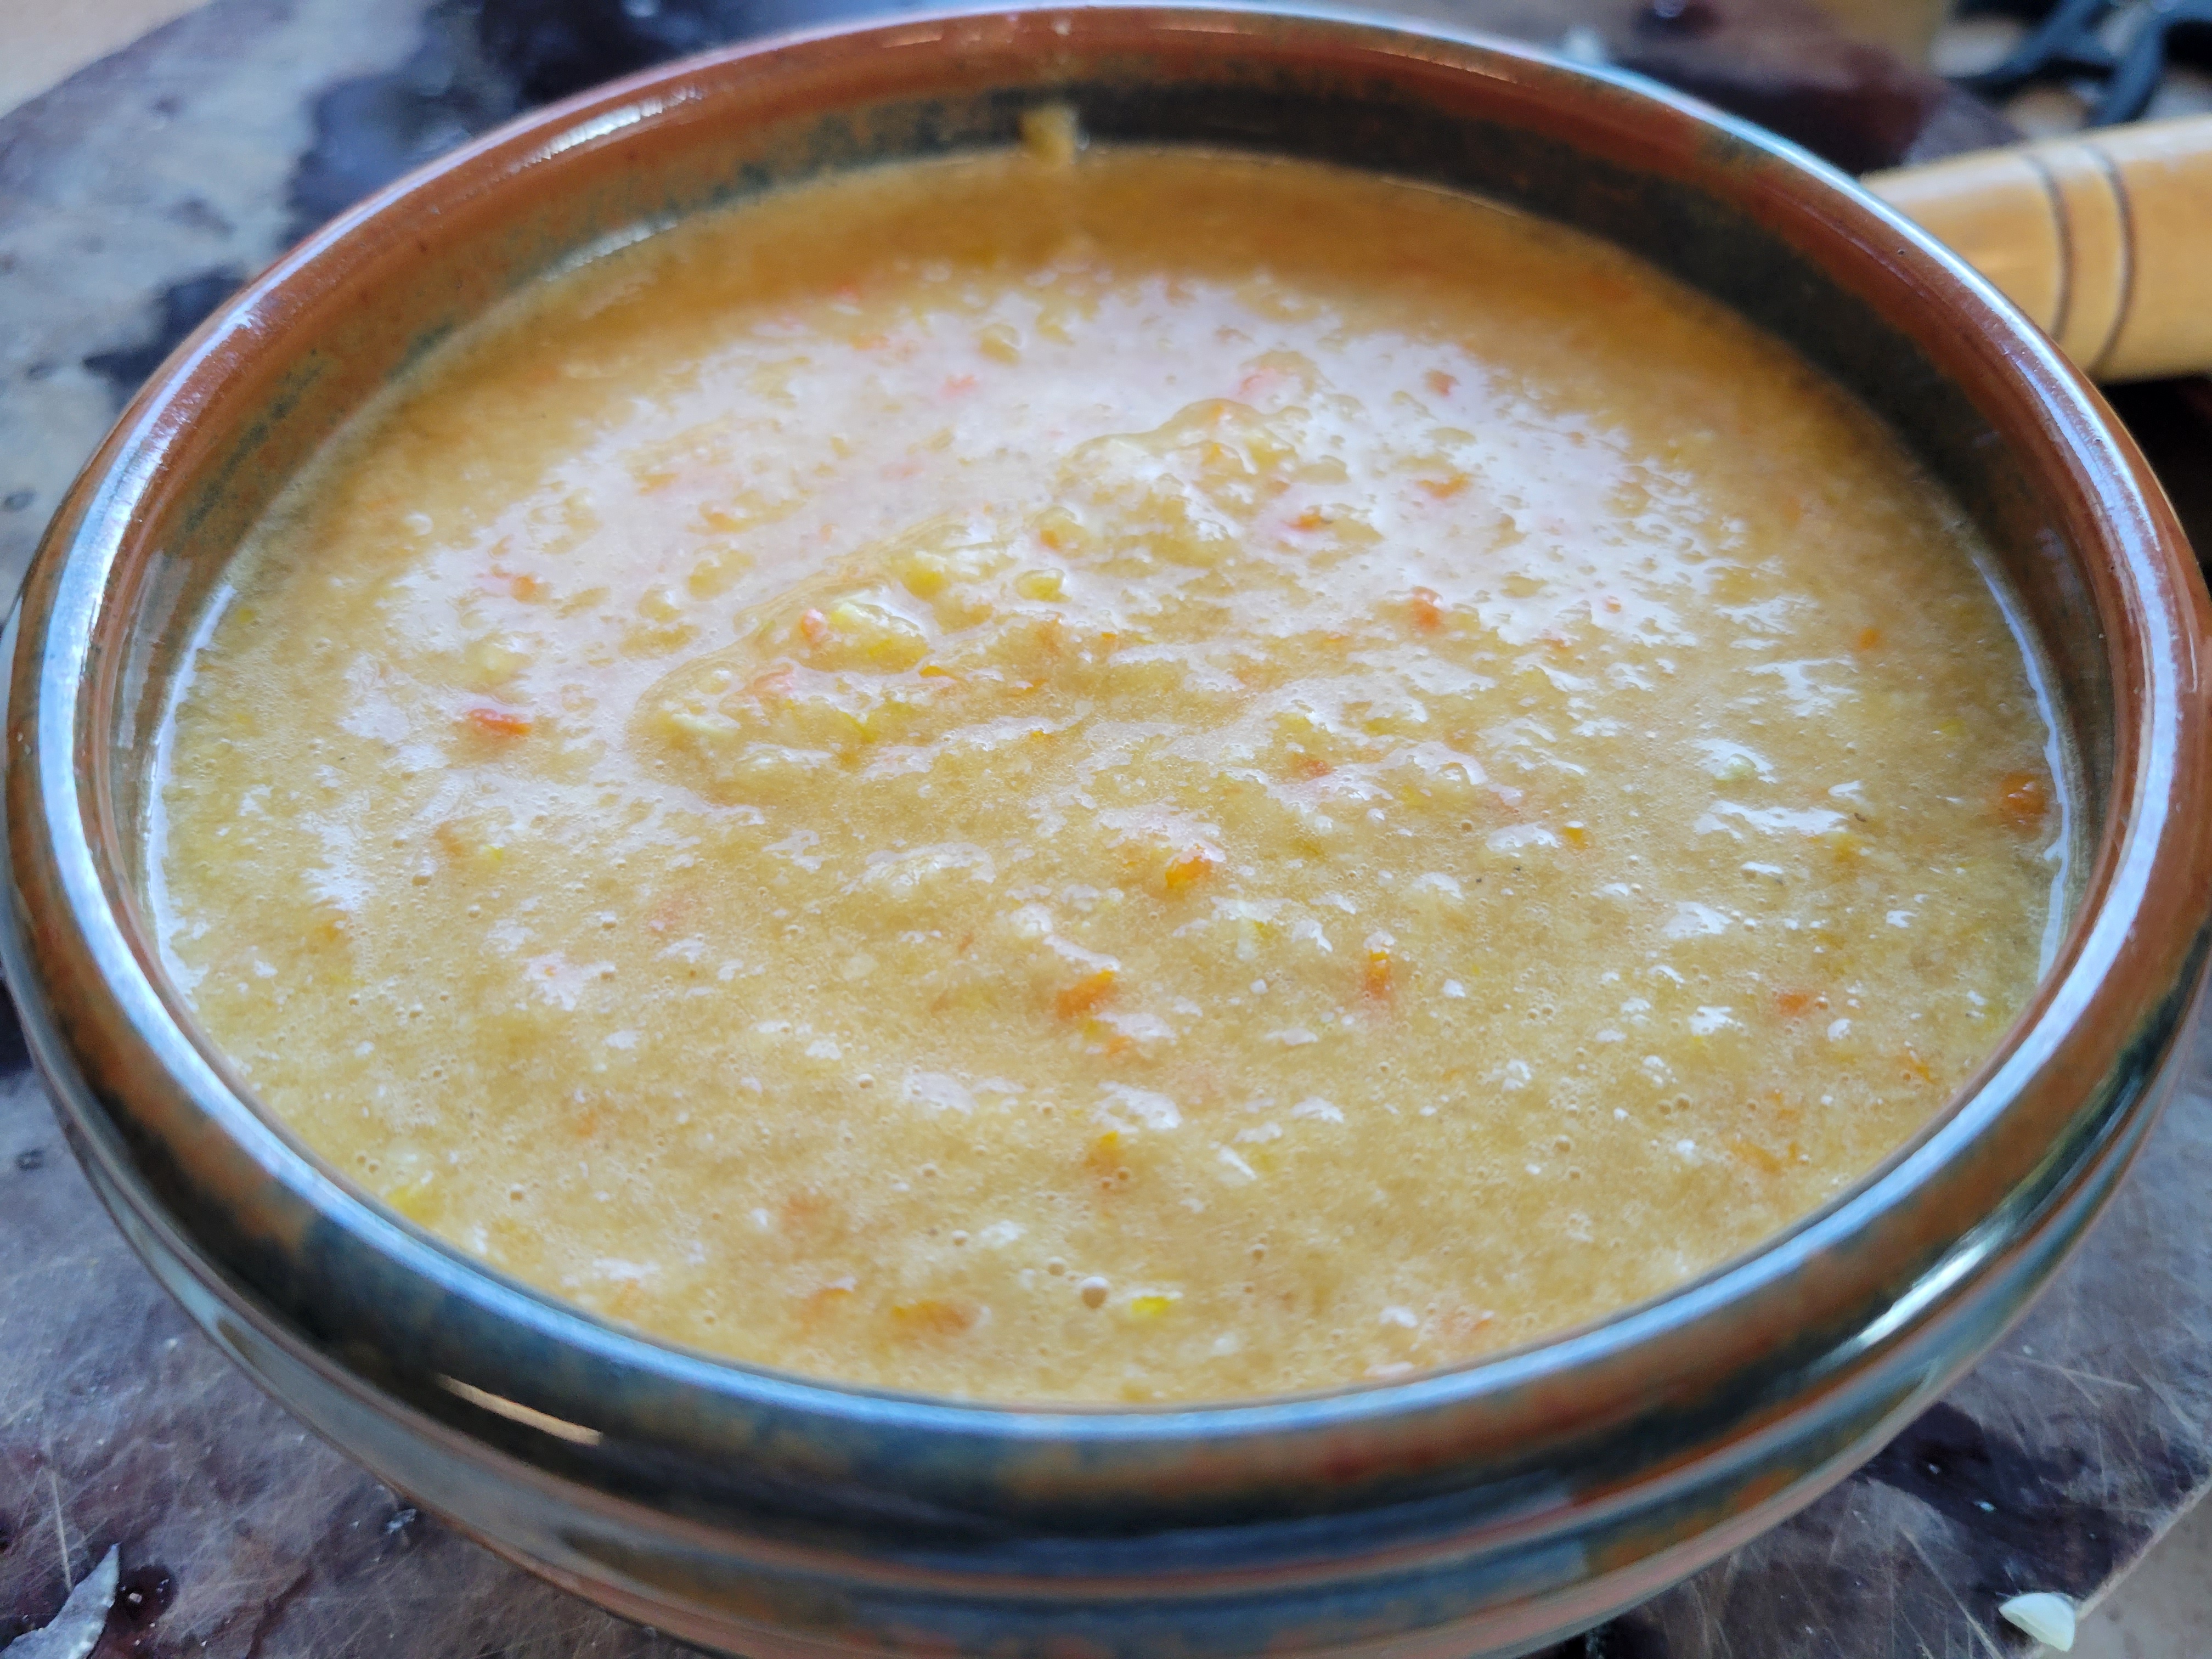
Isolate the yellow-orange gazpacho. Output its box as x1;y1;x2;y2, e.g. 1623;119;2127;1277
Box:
152;142;2066;1402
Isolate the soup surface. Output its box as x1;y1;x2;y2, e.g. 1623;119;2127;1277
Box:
154;144;2064;1402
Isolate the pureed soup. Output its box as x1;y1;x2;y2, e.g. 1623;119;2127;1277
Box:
152;139;2067;1403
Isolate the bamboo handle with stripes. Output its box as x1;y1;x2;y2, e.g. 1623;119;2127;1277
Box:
1864;115;2212;384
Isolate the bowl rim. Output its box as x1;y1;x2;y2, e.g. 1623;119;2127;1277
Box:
8;0;2209;1488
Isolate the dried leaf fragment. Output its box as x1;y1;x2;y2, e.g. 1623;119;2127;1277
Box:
9;1545;120;1659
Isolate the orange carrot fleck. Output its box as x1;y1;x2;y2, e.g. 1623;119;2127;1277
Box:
1056;968;1117;1019
1995;771;2049;830
943;374;979;396
1163;845;1221;894
1437;1305;1494;1350
1409;587;1444;632
1424;369;1457;398
1900;1047;1934;1084
510;574;547;602
1362;935;1395;1000
1729;1136;1784;1176
797;608;831;647
1291;507;1329;532
1775;989;1814;1017
1855;627;1882;651
462;706;532;738
799;1280;856;1326
1083;1020;1136;1057
783;1191;827;1222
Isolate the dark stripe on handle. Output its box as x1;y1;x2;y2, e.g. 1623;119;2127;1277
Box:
2019;147;2075;349
2084;139;2138;381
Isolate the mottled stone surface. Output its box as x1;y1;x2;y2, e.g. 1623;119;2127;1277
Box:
0;0;431;596
1;2;2205;1655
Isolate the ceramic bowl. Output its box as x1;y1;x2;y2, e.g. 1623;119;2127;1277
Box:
8;8;2210;1656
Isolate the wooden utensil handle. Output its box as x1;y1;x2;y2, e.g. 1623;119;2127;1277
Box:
1865;115;2212;384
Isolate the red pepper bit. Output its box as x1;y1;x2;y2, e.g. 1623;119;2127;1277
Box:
462;706;532;738
888;1299;979;1339
1424;369;1458;398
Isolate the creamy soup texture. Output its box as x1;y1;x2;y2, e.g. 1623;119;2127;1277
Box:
155;145;2064;1402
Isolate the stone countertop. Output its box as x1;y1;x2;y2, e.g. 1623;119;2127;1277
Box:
2;2;2208;1654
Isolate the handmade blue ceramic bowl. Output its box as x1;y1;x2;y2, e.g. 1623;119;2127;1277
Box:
8;8;2210;1656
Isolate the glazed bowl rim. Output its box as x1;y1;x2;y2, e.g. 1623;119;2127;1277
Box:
8;0;2206;1471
